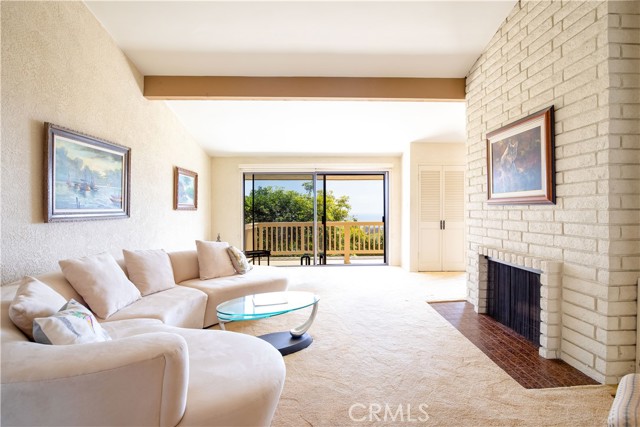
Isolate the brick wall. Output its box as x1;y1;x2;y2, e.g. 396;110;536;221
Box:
466;0;639;383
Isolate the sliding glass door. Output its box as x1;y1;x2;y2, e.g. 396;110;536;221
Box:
317;174;386;265
244;172;387;266
244;174;315;260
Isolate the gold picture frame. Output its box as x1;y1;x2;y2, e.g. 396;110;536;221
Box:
174;167;198;210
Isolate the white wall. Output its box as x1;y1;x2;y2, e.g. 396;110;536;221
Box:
211;155;403;266
1;2;212;284
408;143;466;271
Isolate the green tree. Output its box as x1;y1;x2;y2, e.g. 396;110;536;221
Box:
245;183;353;223
301;182;353;222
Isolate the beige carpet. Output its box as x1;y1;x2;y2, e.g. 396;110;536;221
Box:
224;266;614;426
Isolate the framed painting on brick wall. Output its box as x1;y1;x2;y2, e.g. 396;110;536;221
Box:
486;106;555;205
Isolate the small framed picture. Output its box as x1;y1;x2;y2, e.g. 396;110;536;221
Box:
174;167;198;210
486;106;555;205
44;123;131;222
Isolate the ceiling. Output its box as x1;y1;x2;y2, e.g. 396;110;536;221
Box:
85;1;516;156
166;100;466;156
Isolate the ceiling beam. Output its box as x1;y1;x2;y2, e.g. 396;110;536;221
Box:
143;76;466;101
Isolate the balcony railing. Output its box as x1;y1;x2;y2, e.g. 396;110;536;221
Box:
245;221;384;264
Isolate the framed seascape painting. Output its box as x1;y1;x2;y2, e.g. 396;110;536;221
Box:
486;106;555;205
174;167;198;210
45;123;131;222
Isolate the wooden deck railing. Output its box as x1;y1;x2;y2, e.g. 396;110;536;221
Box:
245;221;384;264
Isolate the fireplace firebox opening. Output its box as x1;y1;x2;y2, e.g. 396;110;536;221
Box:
487;259;541;347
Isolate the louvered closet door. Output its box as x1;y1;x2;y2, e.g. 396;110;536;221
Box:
418;166;442;271
442;166;465;271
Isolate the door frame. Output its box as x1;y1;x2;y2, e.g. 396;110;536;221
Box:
243;171;389;266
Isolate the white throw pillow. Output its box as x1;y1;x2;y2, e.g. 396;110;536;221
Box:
8;276;67;340
196;240;237;279
123;249;175;296
227;246;253;275
59;253;141;319
33;299;112;345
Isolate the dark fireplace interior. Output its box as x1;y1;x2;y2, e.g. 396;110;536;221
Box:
487;259;541;346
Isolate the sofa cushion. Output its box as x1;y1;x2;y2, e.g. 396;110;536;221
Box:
33;299;112;345
168;250;200;283
179;266;288;327
227;246;253;274
123;249;175;296
8;276;67;340
196;241;236;280
177;327;286;426
59;253;141;319
103;286;207;329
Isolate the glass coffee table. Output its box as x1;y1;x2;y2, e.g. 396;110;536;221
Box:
216;291;319;356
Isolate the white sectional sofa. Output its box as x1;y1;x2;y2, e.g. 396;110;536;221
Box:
1;246;289;426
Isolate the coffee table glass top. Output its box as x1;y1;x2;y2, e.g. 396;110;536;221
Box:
216;291;319;322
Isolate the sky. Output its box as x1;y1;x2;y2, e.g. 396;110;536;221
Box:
58;137;122;174
245;177;384;221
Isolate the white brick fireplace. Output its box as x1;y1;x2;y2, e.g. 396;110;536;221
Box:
474;246;562;359
465;1;639;384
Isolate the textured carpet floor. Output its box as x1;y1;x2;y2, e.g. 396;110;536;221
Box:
224;267;613;426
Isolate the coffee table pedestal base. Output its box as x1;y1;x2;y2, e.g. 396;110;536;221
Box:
259;332;313;356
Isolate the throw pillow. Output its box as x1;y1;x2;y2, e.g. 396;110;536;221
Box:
33;299;112;345
123;249;175;296
196;240;237;279
8;276;67;340
227;246;253;275
59;253;141;319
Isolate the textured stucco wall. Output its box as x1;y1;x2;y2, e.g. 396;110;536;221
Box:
465;0;639;383
210;155;403;266
1;2;211;284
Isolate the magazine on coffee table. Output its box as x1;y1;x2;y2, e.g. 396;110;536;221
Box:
252;293;288;306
